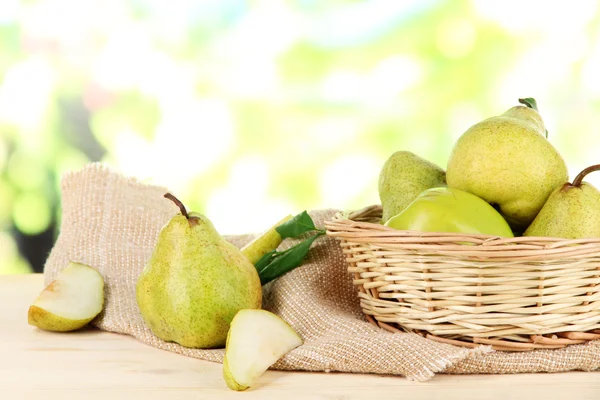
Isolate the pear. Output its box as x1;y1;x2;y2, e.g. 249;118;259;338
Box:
446;98;568;232
524;164;600;238
28;262;104;332
223;309;303;391
378;151;446;223
241;214;293;264
385;187;514;237
136;193;262;349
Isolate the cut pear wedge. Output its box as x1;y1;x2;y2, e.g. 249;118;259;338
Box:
28;262;104;332
223;309;303;391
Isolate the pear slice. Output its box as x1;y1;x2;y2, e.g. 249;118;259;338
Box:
28;262;104;332
223;309;303;391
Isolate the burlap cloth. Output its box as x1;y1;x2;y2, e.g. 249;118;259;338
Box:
43;163;600;382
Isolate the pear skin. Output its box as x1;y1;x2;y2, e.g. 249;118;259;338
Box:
446;98;568;232
222;326;248;390
378;151;446;224
524;165;600;239
241;215;293;264
136;194;262;349
385;187;513;237
28;306;97;332
501;98;546;134
223;349;248;391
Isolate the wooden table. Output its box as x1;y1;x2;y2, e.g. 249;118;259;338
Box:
2;274;599;399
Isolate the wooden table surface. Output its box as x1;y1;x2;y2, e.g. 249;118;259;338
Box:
2;274;599;399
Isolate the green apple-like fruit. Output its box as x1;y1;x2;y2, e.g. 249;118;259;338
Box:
223;309;303;391
378;151;446;224
385;187;514;237
446;98;568;232
524;164;600;238
136;193;262;349
28;262;104;332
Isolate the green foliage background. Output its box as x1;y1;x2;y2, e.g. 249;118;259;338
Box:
2;0;600;273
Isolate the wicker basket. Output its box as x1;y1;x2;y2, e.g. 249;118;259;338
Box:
324;205;600;351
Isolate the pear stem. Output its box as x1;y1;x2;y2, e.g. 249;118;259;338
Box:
164;193;189;219
518;97;539;112
572;164;600;187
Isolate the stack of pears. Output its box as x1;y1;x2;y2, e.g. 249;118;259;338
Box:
379;97;600;240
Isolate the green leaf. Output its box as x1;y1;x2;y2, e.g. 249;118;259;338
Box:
275;210;317;239
518;97;538;112
255;232;323;285
254;249;278;273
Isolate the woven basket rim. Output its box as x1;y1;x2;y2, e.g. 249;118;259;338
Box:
325;205;600;257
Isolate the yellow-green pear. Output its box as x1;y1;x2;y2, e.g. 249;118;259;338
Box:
136;193;262;349
223;309;303;391
446;98;568;232
524;164;600;238
385;187;513;237
28;262;104;332
241;215;293;264
378;151;446;224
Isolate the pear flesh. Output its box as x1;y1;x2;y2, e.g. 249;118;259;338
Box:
524;164;600;239
378;151;446;224
28;262;104;332
136;193;262;349
223;309;303;391
446;98;568;232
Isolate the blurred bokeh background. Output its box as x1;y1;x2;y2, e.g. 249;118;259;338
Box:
2;0;600;274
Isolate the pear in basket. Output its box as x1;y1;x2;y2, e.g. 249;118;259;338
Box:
524;164;600;238
385;187;514;237
446;98;568;233
378;151;446;224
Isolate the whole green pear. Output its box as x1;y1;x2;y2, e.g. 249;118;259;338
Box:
446;98;568;232
385;187;514;237
136;193;262;349
524;164;600;238
241;214;292;264
379;151;446;224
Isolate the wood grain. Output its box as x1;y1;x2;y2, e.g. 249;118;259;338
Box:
1;274;599;399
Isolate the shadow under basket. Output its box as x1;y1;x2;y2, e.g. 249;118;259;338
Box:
324;205;600;351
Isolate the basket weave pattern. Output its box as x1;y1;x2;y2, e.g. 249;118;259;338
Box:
325;205;600;351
